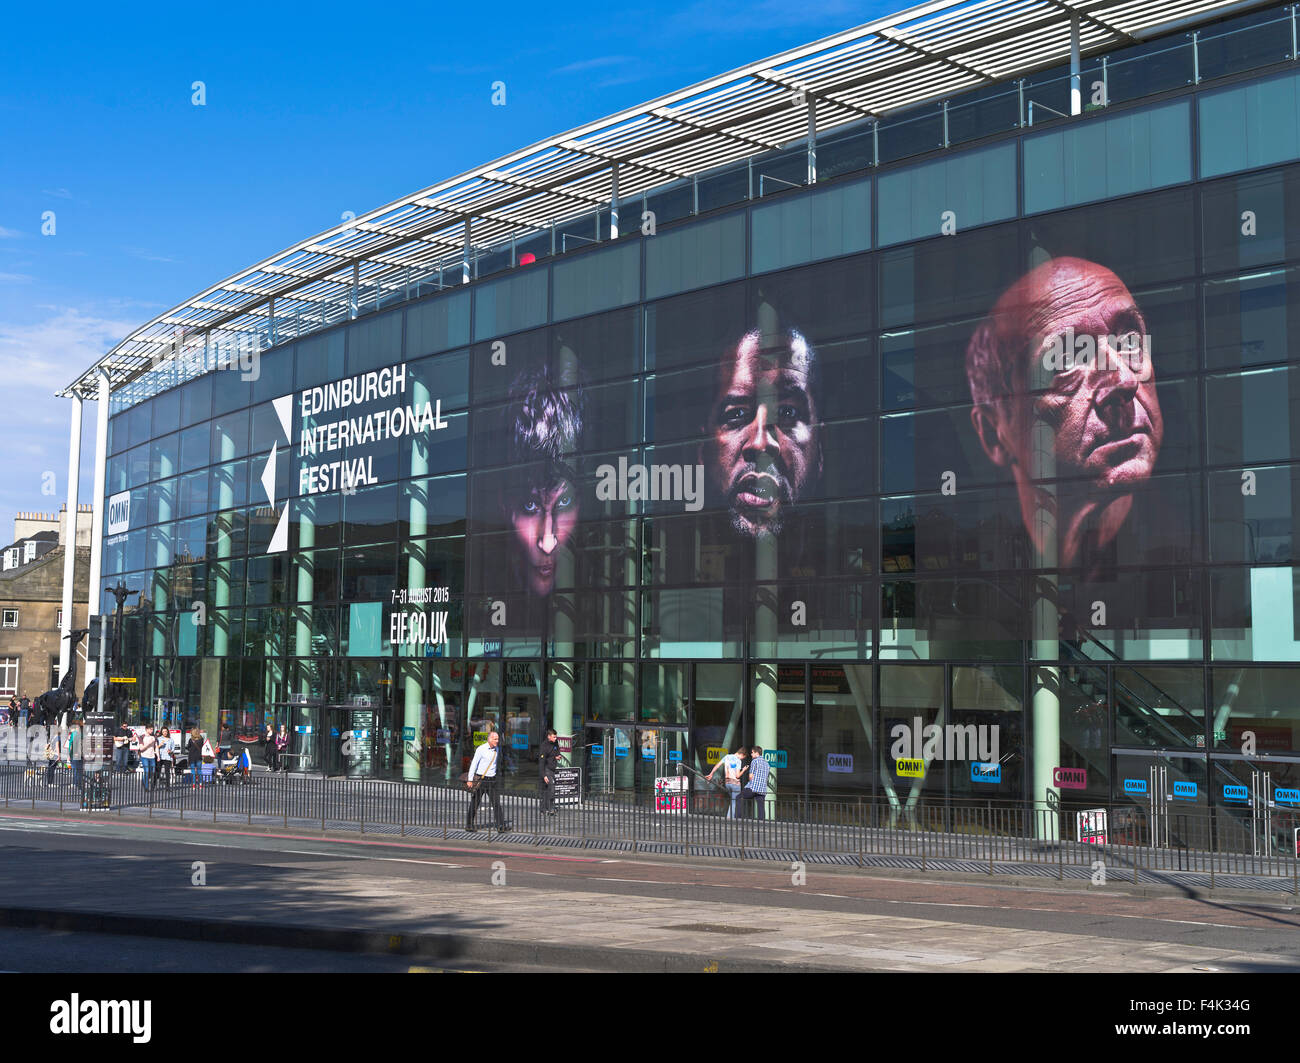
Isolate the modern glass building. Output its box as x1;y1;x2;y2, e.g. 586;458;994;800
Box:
61;0;1300;825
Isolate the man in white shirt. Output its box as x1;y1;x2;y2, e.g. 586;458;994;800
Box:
465;731;508;833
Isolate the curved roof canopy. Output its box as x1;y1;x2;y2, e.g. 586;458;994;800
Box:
62;0;1273;400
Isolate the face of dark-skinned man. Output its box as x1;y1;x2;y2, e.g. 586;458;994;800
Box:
701;330;822;539
968;257;1164;566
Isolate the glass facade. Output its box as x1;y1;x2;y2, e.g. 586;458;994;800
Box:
96;5;1300;818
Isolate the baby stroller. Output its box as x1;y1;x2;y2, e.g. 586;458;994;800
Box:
218;746;252;785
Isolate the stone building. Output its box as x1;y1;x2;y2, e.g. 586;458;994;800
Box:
0;504;92;700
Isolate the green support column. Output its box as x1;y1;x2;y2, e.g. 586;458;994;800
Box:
403;376;430;781
753;535;778;819
1027;273;1060;840
152;451;173;661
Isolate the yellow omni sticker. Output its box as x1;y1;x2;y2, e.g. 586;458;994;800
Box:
472;731;489;746
705;746;726;765
895;758;925;777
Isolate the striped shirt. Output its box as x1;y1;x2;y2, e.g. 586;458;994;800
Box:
745;757;770;793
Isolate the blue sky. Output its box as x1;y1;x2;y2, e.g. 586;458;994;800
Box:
0;0;887;546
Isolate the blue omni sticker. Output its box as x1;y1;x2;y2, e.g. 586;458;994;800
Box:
1276;787;1300;805
970;762;1001;783
1172;780;1197;799
668;750;682;761
591;745;604;756
1123;778;1147;794
1223;784;1248;801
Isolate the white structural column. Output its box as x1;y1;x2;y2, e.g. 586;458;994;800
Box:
59;395;83;680
609;166;620;240
86;370;111;680
807;97;818;185
1069;15;1082;116
462;220;472;284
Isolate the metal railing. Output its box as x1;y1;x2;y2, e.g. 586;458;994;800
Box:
3;761;1296;891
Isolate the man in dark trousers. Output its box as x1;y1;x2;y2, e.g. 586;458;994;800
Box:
538;728;560;816
465;731;508;833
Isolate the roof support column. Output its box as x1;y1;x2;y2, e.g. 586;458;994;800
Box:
462;220;472;284
59;395;83;683
610;165;620;240
86;370;110;681
1069;14;1082;116
807;97;817;185
350;262;359;320
268;297;276;346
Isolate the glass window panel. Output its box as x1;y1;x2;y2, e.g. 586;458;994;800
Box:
1208;464;1297;564
878;143;1016;247
1024;100;1191;214
879;663;945;801
250;345;294;405
295;329;346;391
1025;188;1196;289
406;289;471;358
646;281;745;373
1200;166;1300;273
474;269;549;339
180;374;213;424
343;482;398;545
950;664;1024;803
1204;267;1300;370
152;389;181;438
1199;69;1300;179
1210;667;1300;753
1207;367;1300;465
211;408;250;461
408;349;469;413
211;363;253;416
552;240;640;321
879;222;1021;329
1114;666;1205;749
644;212;745;300
751;177;871;274
809;663;874;797
346;309;402;375
1211;566;1300;661
880;577;1025;661
179;423;210;474
1041;664;1111;805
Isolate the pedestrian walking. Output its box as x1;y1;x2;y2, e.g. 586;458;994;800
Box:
139;724;158;791
538;728;560;816
707;747;745;819
274;724;288;772
465;731;508;833
263;724;275;771
741;745;770;820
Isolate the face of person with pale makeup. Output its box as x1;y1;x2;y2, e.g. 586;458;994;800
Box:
702;329;822;539
507;480;577;596
967;257;1163;565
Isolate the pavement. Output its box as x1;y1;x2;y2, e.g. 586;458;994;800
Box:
3;809;1299;972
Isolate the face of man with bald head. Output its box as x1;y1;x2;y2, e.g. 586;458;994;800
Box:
701;329;822;539
966;257;1163;566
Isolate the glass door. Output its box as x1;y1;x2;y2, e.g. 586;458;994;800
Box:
635;726;689;799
